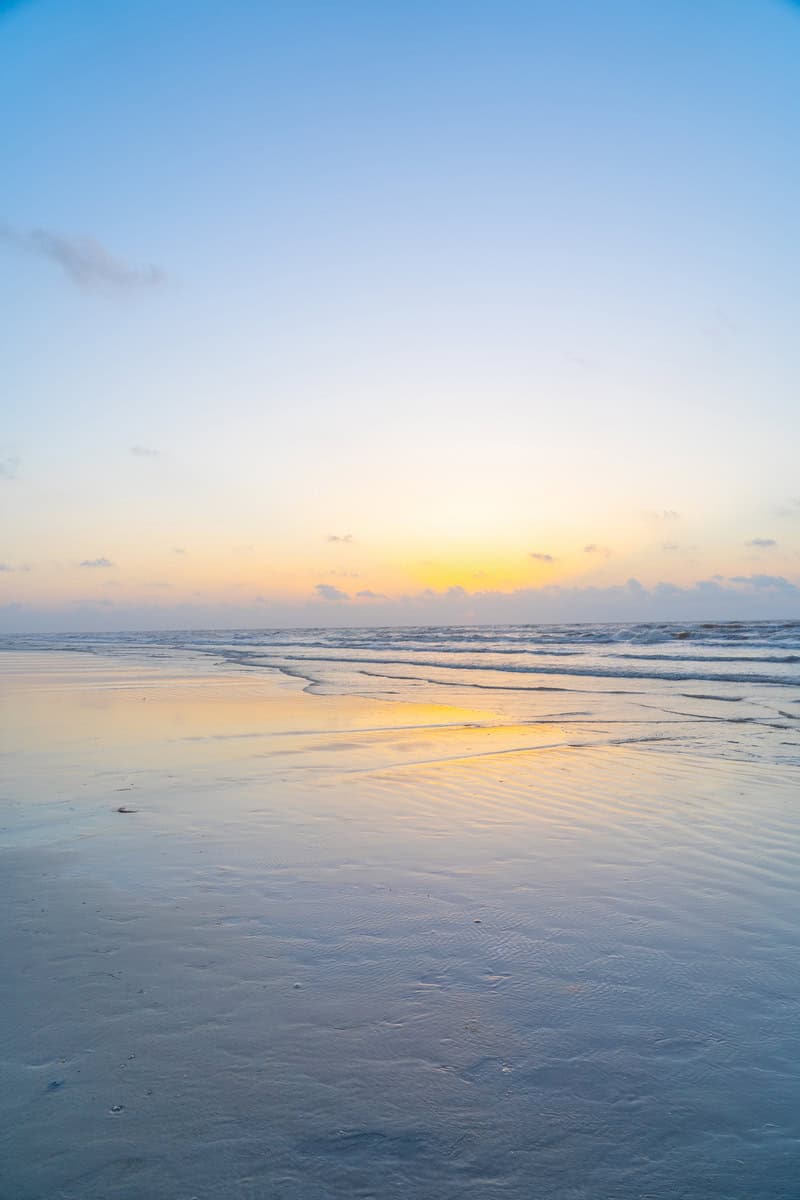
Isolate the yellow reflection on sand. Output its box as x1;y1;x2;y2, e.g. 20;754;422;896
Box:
0;650;580;783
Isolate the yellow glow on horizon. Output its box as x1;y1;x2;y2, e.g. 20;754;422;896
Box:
2;518;786;613
404;552;560;593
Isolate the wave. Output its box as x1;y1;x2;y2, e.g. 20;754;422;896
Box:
613;652;800;664
4;619;800;654
221;649;800;689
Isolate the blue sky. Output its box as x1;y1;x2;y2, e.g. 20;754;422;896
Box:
2;0;800;630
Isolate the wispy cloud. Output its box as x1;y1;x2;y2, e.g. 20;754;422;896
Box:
584;543;611;557
644;509;680;521
0;455;20;480
1;224;163;290
130;445;159;458
315;583;348;601
326;533;353;544
529;551;556;563
356;589;387;600
661;542;680;551
172;546;187;555
0;563;12;572
79;557;114;568
747;538;777;548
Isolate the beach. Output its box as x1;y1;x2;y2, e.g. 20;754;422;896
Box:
6;0;800;1191
2;629;800;1199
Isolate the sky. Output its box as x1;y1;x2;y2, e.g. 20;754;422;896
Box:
2;0;800;631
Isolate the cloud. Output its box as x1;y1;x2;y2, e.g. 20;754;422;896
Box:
356;589;387;600
728;574;794;589
565;351;593;369
172;546;187;555
0;563;12;572
326;534;353;544
584;543;611;557
529;552;556;563
6;570;800;634
79;557;114;568
0;224;163;290
747;538;776;548
0;456;20;480
644;509;680;521
314;583;348;601
661;542;680;551
130;445;159;458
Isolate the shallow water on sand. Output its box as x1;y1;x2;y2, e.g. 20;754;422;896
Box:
2;647;800;1199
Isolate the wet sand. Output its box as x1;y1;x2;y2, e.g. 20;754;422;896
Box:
2;651;800;1199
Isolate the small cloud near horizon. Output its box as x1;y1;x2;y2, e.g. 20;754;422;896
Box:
130;445;159;458
315;583;348;601
584;543;611;557
661;542;680;551
729;574;793;589
79;557;114;568
530;551;556;563
0;455;20;479
326;534;353;544
356;589;387;600
172;546;187;555
643;509;680;521
0;563;12;572
747;538;777;548
1;224;163;290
